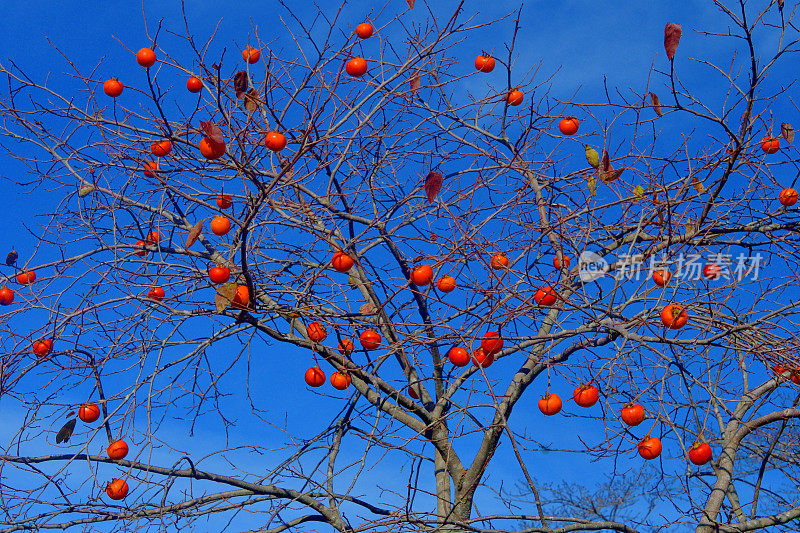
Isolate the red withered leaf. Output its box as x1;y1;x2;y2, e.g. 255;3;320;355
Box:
664;23;682;61
600;150;610;172
407;0;415;8
424;171;443;203
200;121;224;144
234;71;249;98
186;219;204;248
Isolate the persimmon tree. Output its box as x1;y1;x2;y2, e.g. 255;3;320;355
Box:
2;1;800;532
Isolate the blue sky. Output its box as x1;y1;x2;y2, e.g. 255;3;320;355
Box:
0;1;794;531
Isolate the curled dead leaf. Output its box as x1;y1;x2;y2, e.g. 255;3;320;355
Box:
359;302;375;315
664;23;682;61
410;70;421;95
243;89;262;113
599;167;624;183
692;176;705;193
650;92;663;117
215;283;237;314
186;219;204;248
200;121;224;144
234;71;249;98
781;123;794;144
424;171;443;204
407;0;415;8
56;418;77;444
633;185;645;197
600;150;611;172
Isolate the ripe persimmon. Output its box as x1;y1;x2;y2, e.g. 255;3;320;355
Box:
410;265;433;286
359;329;381;350
106;439;129;460
265;132;287;152
330;370;351;390
199;137;226;160
474;55;495;72
243;46;260;63
332;251;355;273
16;271;36;285
187;76;203;93
437;275;456;293
0;286;13;305
210;216;231;236
151;140;172;157
356;23;374;39
78;403;101;423
208;266;230;284
346;57;368;77
538;393;562;415
558;117;579;135
305;366;325;387
105;478;129;500
507;89;524;106
103;78;123;97
136;48;156;68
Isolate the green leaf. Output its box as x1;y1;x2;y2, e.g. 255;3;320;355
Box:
585;145;600;169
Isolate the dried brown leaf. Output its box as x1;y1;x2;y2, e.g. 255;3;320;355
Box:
781;122;794;144
664;23;682;61
215;283;237;313
186;219;204;248
200;121;224;144
5;250;17;266
633;185;645;197
600;167;624;183
692;176;705;193
650;92;663;117
424;171;443;203
244;88;261;113
410;70;421;95
234;71;249;98
407;0;415;8
359;302;374;315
